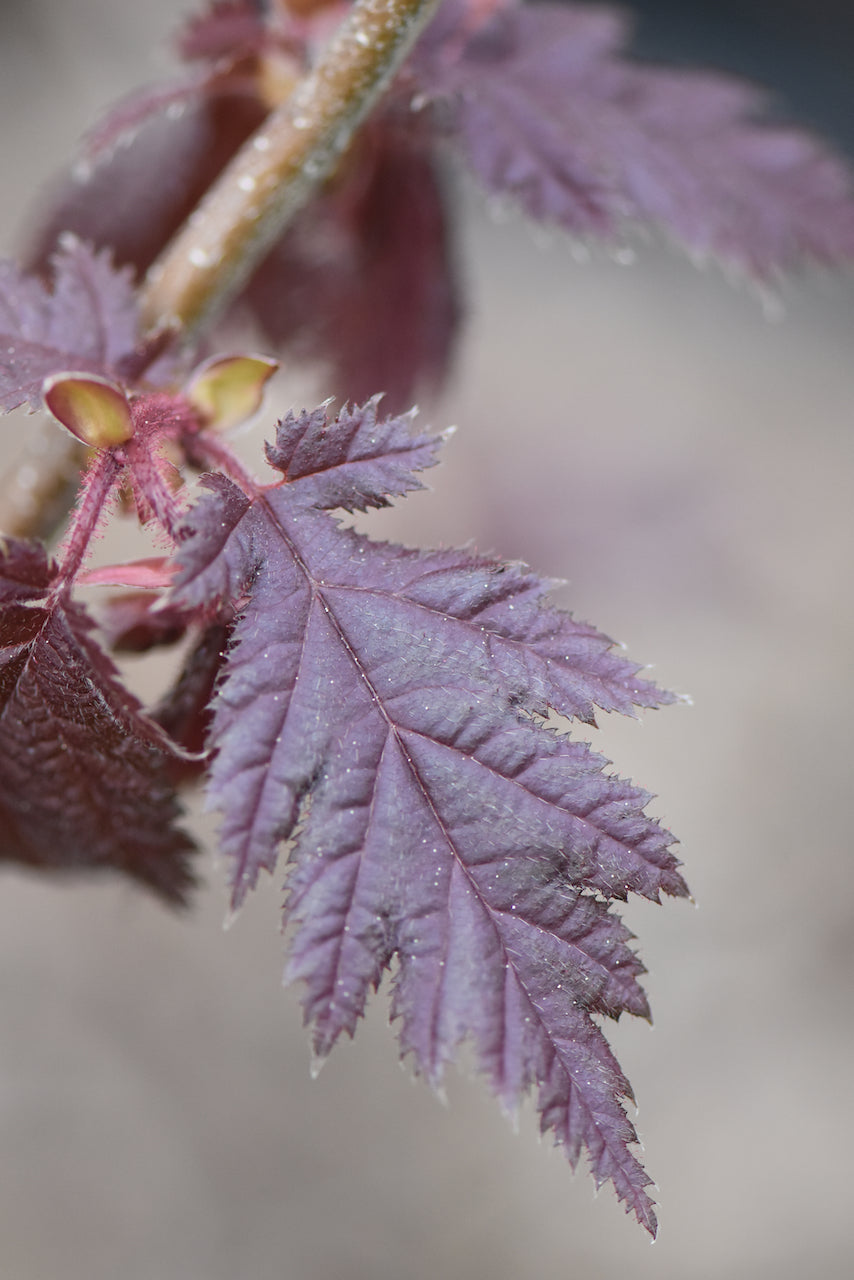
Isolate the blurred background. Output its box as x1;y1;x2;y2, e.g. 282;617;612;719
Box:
1;2;852;1278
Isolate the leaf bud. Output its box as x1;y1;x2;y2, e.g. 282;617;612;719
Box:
185;354;278;432
42;373;134;449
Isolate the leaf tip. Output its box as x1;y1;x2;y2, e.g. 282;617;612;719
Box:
222;906;240;932
309;1051;328;1081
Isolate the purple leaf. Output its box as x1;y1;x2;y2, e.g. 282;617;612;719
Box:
80;72;221;163
172;401;686;1230
154;620;232;768
243;122;461;411
263;395;443;508
0;239;142;413
27;90;269;290
0;540;196;903
415;0;854;272
96;588;189;653
177;0;270;63
26;1;289;282
29;105;459;414
27;4;460;413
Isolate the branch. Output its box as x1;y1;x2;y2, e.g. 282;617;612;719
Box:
0;0;441;541
0;432;85;543
140;0;441;338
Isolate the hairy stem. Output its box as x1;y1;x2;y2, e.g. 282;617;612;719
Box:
188;431;260;496
140;0;441;339
54;449;122;587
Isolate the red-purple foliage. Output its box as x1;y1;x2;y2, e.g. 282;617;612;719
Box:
3;0;854;1238
1;239;146;412
27;1;458;413
25;0;854;399
0;540;195;902
169;399;686;1231
413;1;854;271
27;0;854;411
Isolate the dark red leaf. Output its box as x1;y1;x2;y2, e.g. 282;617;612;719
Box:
154;619;233;769
97;589;189;653
244;122;460;411
0;540;196;904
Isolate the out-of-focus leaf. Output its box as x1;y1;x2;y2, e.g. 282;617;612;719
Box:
415;0;854;272
0;240;141;412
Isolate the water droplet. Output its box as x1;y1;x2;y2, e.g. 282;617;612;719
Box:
354;29;371;47
292;115;310;130
238;174;256;193
530;224;554;252
166;101;186;121
189;247;210;268
759;286;786;323
486;195;515;225
253;134;271;151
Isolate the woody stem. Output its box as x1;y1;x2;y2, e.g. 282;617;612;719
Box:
0;0;440;541
139;0;441;339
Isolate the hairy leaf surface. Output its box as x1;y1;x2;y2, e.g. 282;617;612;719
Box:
0;239;141;412
0;539;195;902
172;400;687;1231
415;0;854;272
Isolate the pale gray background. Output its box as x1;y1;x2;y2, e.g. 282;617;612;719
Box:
1;4;852;1278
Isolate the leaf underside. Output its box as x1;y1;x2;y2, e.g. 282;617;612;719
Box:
170;399;688;1232
415;0;854;273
